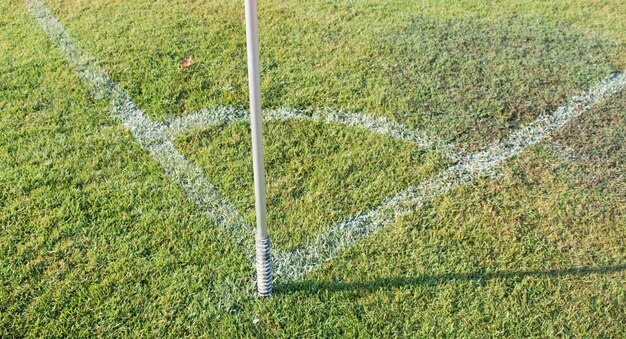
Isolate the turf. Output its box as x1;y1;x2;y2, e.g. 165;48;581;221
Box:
1;0;625;336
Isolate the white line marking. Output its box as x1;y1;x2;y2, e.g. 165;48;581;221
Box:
164;106;247;139
164;107;458;158
25;0;254;251
274;73;626;280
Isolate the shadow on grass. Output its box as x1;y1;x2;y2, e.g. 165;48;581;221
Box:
276;264;626;294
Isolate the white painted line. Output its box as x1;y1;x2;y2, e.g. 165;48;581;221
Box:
25;0;255;252
275;73;626;281
163;106;247;139
163;106;461;159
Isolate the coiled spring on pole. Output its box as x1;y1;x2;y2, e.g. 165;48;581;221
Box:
255;234;272;297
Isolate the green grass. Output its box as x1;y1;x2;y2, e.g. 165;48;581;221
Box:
177;121;445;251
1;0;625;336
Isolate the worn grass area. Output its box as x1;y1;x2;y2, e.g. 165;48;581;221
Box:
1;0;625;336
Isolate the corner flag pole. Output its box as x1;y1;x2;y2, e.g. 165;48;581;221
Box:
244;0;272;297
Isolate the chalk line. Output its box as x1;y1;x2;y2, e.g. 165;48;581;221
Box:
163;106;459;159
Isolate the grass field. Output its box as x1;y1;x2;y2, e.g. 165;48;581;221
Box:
1;0;625;336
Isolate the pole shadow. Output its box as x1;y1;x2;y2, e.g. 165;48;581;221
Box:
275;264;626;295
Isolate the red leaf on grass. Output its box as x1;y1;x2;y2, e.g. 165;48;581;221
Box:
179;58;192;68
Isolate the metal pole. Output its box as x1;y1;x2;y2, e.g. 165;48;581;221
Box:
244;0;272;297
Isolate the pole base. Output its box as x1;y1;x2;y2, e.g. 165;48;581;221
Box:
255;234;272;297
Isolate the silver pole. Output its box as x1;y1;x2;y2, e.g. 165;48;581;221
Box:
244;0;272;297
